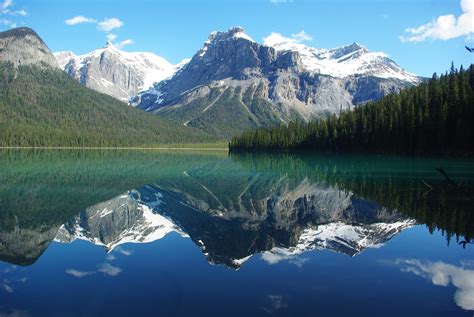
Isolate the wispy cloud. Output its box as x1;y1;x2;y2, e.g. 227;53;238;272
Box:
65;269;95;278
105;253;117;261
65;15;128;46
12;8;26;16
291;30;312;42
115;39;134;49
2;279;13;293
65;15;97;26
263;30;313;47
1;0;13;10
66;262;122;278
400;0;474;42
97;263;122;276
261;250;309;267
105;33;117;42
261;294;288;314
396;259;474;311
0;18;14;26
97;18;123;32
1;0;27;21
114;247;133;256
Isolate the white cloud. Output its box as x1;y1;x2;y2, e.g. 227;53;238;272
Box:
396;259;474;311
115;39;134;49
292;30;312;42
263;30;312;47
13;9;26;16
65;269;94;278
97;263;122;276
400;0;474;42
66;263;122;278
261;250;308;267
97;18;123;32
106;33;117;42
65;15;97;26
0;18;16;28
1;0;13;10
114;247;133;256
1;0;27;17
0;18;13;26
64;15;128;46
105;253;116;261
2;279;13;293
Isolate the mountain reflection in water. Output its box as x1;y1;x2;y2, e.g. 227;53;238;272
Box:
54;182;414;269
0;150;473;316
1;150;472;268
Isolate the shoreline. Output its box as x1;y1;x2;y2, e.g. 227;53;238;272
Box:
0;146;228;151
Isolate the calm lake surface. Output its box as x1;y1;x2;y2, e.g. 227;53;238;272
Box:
0;150;473;317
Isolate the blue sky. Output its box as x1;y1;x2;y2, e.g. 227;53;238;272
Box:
1;0;473;77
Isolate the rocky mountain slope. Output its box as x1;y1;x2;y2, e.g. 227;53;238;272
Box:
132;27;420;138
54;43;186;102
0;27;59;68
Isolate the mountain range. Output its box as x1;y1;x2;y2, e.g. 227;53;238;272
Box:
0;26;423;143
52;26;420;138
0;27;215;147
128;27;420;137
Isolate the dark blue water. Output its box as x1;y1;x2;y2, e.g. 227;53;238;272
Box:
0;150;473;317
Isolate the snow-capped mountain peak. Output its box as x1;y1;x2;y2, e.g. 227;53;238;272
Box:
54;44;183;101
198;26;255;57
103;41;115;49
208;26;255;43
264;36;419;83
261;219;416;265
54;189;188;252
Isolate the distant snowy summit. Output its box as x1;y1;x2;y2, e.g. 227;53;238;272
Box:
54;42;188;102
265;35;419;83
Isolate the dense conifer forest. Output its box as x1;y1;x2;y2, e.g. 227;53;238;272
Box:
0;63;216;147
230;64;474;155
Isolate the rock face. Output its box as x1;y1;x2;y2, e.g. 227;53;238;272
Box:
54;43;185;102
132;27;420;138
0;225;60;266
0;27;59;69
55;187;187;251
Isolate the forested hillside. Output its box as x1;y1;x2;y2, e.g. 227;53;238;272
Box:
0;63;216;147
230;64;474;156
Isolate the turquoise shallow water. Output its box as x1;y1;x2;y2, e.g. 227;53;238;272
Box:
0;150;473;317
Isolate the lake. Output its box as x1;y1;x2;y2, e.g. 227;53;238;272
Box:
0;149;473;317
